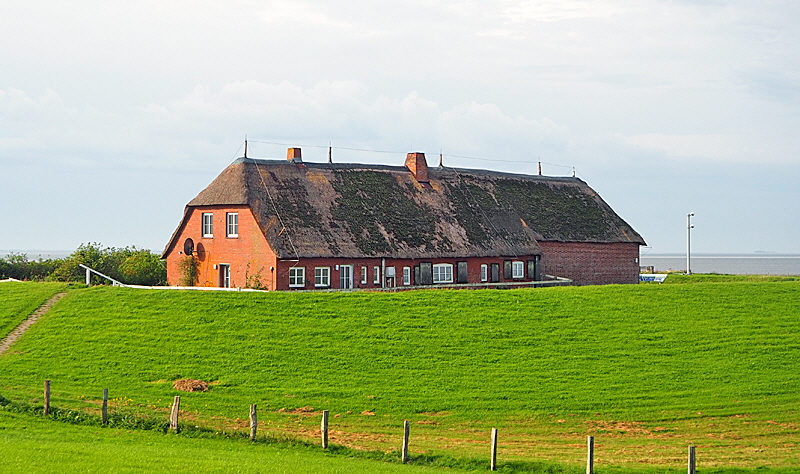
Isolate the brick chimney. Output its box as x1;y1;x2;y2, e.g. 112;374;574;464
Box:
405;152;428;182
287;147;302;163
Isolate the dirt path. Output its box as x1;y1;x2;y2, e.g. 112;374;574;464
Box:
0;292;67;356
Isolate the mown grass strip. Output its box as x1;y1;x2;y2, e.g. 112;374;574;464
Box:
0;395;575;473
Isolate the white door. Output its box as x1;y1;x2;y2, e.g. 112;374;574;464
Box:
339;265;353;289
220;264;230;288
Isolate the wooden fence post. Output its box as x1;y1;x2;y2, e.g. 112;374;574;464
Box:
401;420;410;463
169;395;181;433
43;380;51;415
490;428;498;471
586;435;594;474
102;388;109;425
321;410;329;449
249;404;258;441
688;446;696;474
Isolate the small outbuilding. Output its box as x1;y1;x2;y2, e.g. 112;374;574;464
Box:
162;149;645;289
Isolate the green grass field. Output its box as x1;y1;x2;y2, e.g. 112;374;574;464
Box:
0;410;476;474
0;282;68;338
1;280;799;472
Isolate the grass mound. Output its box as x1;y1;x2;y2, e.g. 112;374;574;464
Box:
1;281;798;471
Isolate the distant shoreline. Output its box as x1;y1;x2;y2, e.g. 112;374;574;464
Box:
643;254;800;258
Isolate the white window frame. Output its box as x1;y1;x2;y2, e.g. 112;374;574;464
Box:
512;261;525;279
289;267;305;288
361;266;367;284
226;212;239;238
314;267;330;287
480;264;488;282
373;266;380;284
432;263;454;284
202;213;213;238
403;266;411;286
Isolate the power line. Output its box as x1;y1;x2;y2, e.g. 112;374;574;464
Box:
241;139;578;175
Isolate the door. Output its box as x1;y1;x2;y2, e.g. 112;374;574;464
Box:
219;264;231;288
339;264;353;289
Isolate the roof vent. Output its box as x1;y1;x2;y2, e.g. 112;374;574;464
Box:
287;147;302;163
405;152;428;182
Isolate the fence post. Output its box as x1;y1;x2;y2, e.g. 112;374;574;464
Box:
169;395;181;433
249;404;258;441
688;446;696;474
43;380;51;415
102;388;109;425
490;428;498;471
586;435;594;474
401;420;410;463
321;410;329;449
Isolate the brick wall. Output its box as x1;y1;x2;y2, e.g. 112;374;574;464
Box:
274;255;541;290
164;206;277;289
537;241;641;285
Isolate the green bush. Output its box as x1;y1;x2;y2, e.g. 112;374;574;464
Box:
47;243;165;286
0;253;60;281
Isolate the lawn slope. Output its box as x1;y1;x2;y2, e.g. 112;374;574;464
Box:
0;282;68;338
1;282;798;470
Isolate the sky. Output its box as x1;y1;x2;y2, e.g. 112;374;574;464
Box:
1;0;799;256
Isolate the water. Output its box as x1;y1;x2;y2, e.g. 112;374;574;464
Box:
640;254;800;275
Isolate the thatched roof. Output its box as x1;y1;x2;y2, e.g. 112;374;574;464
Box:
165;157;645;260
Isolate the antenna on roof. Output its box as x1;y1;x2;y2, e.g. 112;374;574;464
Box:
328;142;332;163
572;167;576;177
244;135;248;159
439;150;443;168
538;160;542;176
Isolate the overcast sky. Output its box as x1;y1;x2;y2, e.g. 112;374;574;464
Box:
2;0;798;256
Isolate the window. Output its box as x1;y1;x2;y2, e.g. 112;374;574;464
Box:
432;263;453;283
480;264;488;282
289;267;305;288
373;266;380;285
314;267;330;287
202;213;213;237
512;261;524;279
360;266;367;284
403;266;411;286
226;212;239;238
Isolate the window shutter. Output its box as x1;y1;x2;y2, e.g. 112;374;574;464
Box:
419;262;433;285
457;261;468;283
490;263;500;283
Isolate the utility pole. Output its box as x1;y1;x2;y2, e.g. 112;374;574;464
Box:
687;212;695;275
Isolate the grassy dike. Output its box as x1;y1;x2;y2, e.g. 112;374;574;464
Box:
0;282;69;338
1;280;799;472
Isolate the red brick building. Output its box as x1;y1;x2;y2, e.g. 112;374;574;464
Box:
162;149;645;289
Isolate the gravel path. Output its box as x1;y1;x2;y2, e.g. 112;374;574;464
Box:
0;292;67;356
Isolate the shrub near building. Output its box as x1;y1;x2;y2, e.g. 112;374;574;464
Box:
48;243;166;286
1;243;165;286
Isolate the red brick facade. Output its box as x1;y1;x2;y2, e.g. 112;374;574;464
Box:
165;210;642;289
164;206;278;289
538;241;641;285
